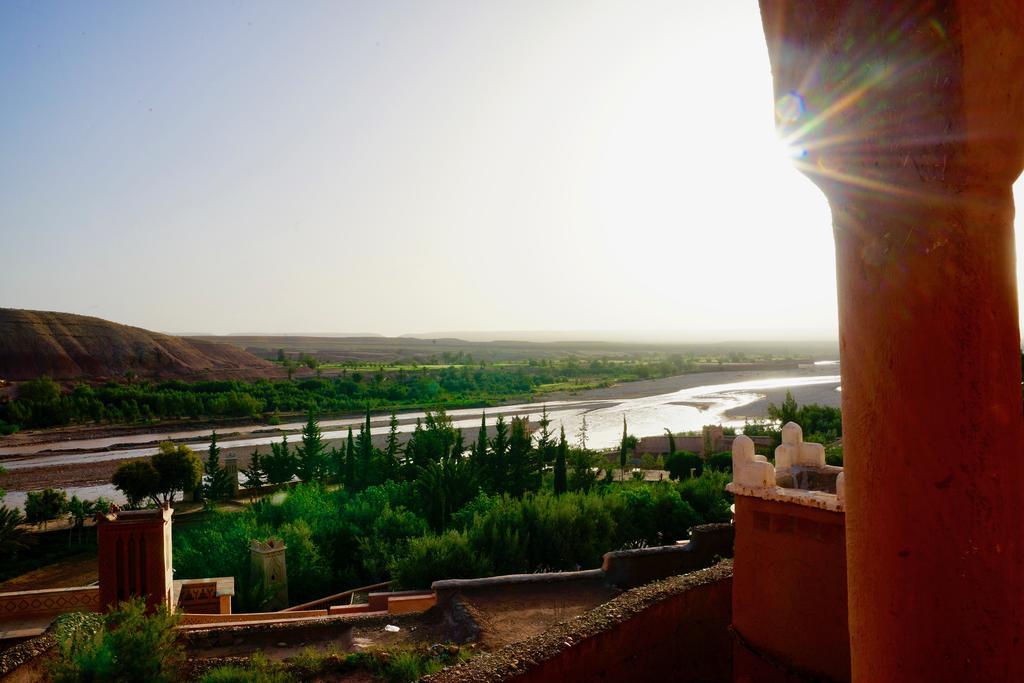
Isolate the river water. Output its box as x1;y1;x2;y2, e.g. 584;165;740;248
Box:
1;369;841;508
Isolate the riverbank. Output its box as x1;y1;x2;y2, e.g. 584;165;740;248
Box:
0;365;841;508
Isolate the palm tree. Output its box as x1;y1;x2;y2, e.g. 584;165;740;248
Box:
0;506;31;559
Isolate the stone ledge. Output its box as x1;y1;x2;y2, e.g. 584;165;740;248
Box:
726;482;844;513
432;569;606;592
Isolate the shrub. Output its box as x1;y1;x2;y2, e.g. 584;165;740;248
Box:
665;451;702;480
50;599;183;683
677;470;732;523
704;451;733;473
391;530;491;588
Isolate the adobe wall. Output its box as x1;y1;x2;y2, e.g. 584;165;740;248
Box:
0;587;100;622
425;562;733;683
732;495;849;682
601;523;734;589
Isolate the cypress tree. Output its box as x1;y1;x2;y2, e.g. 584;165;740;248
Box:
535;405;553;464
355;407;374;490
471;412;488;475
295;411;326;482
508;415;535;498
490;415;509;494
383;411;400;480
203;431;232;502
619;416;629;481
554;426;568;495
344;426;355;489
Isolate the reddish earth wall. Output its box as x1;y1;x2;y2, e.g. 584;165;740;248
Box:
510;578;731;682
426;563;733;683
732;495;849;681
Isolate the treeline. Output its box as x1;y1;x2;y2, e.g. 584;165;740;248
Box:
167;407;732;605
0;355;699;431
174;475;733;607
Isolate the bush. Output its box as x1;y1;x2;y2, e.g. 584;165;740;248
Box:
677;471;732;523
665;451;702;480
50;599;183;683
391;530;491;588
704;451;733;473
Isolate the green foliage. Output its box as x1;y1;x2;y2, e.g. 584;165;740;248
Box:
199;664;292;683
294;412;327;483
553;427;568;495
0;356;705;431
567;447;598;493
665;451;702;480
112;460;160;508
764;391;843;446
391;530;491;589
0;505;31;558
25;487;68;528
150;441;202;504
704;451;733;472
506;416;538;497
677;470;733;523
263;436;295;486
50;599;183;683
203;432;234;502
825;443;843;466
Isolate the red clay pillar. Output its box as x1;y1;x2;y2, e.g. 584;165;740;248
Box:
757;2;1024;680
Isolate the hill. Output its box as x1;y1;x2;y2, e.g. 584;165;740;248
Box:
0;308;279;382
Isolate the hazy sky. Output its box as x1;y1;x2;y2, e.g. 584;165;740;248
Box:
2;2;1021;340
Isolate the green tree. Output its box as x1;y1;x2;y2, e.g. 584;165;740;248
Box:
769;390;800;427
151;442;203;505
535;405;554;465
344;427;355;489
553;426;568;495
489;415;509;494
294;412;327;483
383;411;401;480
263;436;295;486
0;505;30;558
65;495;96;546
18;376;61;403
665;428;677;456
507;416;537;498
25;487;68;529
666;451;702;480
568;447;597;493
355;408;374;490
619;415;629;481
240;451;265;495
112;460;160;508
276;348;286;362
203;432;234;502
472;413;488;469
575;413;589;451
416;458;478;531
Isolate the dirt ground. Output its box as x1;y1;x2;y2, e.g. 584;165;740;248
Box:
0;552;98;592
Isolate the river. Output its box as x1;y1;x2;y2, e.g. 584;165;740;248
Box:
0;366;841;508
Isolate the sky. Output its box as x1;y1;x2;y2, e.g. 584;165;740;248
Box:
1;1;1020;341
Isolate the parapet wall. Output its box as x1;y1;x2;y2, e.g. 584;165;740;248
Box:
728;425;850;682
0;587;100;622
602;523;734;589
425;562;734;683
